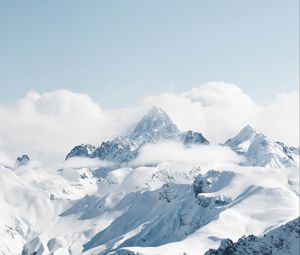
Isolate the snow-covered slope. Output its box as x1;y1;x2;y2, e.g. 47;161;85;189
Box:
224;125;257;154
224;125;299;168
204;217;300;255
103;165;299;255
0;154;299;255
0;116;299;255
66;107;209;164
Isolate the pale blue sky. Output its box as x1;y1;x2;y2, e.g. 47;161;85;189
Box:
0;0;299;108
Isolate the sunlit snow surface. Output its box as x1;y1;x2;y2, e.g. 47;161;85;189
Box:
0;158;298;255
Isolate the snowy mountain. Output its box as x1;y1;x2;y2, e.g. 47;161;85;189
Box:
129;106;179;142
0;111;299;255
66;107;209;164
224;125;299;168
223;125;257;154
204;217;300;255
0;146;299;255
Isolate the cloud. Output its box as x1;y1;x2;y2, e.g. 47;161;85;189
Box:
0;151;14;168
132;141;242;168
140;82;299;146
255;90;299;145
0;82;298;165
0;89;132;163
62;157;112;169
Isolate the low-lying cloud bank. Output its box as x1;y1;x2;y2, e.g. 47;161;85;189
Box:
0;82;298;164
131;141;242;167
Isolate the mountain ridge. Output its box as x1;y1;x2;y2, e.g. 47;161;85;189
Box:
66;107;209;164
224;125;299;168
204;217;300;255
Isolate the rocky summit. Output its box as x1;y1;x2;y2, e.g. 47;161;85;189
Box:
66;107;209;164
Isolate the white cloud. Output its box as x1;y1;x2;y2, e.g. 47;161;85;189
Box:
62;157;112;169
0;82;298;165
132;141;242;168
0;89;132;163
140;82;299;146
255;90;299;145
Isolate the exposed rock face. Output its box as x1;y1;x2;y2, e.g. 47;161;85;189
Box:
130;106;179;142
180;130;209;146
21;236;44;255
204;217;300;255
193;170;234;197
224;125;299;168
196;195;232;208
66;107;209;164
16;155;30;166
66;144;96;159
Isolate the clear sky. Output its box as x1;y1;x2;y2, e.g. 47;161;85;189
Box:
0;0;299;108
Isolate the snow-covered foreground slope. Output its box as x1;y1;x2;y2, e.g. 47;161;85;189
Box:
0;156;298;255
204;217;299;255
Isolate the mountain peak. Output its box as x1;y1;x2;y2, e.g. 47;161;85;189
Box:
224;125;258;154
145;106;165;116
66;107;209;163
224;125;298;168
130;106;179;140
239;124;256;135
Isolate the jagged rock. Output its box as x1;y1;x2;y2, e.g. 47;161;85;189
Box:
204;217;300;255
158;183;180;203
180;130;209;146
66;107;209;164
197;195;232;208
193;170;234;197
66;144;96;159
16;155;30;166
93;137;139;164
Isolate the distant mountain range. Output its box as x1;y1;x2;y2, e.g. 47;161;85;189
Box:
66;107;209;164
0;107;298;255
224;125;299;168
66;107;299;168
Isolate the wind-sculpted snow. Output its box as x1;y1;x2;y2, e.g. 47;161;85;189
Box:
0;156;299;255
66;107;209;164
82;183;228;254
224;125;299;168
204;217;300;255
